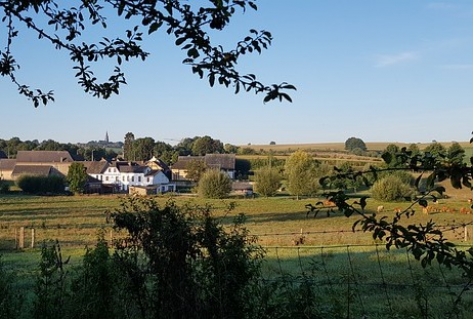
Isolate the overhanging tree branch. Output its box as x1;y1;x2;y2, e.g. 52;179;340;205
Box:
0;0;296;107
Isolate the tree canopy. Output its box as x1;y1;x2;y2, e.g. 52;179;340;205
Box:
284;150;319;199
344;137;367;152
67;162;88;194
1;0;295;107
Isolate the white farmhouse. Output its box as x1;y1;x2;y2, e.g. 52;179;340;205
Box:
83;158;175;194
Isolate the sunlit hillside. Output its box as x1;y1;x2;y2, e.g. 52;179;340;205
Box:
239;141;472;153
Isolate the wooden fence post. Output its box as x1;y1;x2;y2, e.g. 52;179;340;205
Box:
31;228;35;248
18;227;24;249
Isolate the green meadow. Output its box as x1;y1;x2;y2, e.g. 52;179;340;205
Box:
0;193;472;318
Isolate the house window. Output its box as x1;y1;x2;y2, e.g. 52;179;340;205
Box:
131;176;134;182
147;177;150;183
122;176;125;182
127;176;130;182
115;176;118;181
106;176;109;181
138;176;141;182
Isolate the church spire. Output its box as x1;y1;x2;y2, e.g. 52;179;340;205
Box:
105;131;109;143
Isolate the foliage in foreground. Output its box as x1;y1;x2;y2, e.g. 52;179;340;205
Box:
1;1;295;107
320;142;473;282
25;196;264;319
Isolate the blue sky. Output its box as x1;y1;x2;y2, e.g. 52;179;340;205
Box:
1;1;472;146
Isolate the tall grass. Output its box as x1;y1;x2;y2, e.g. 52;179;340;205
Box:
0;194;472;318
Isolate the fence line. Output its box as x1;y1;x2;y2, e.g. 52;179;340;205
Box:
253;221;473;237
1;226;472;317
258;244;472;318
2;221;472;250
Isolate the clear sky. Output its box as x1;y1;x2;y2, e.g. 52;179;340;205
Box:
1;1;472;146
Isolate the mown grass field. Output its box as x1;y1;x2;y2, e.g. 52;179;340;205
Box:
0;193;472;318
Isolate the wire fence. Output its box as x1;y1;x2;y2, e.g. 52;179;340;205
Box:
252;222;473;247
1;224;472;318
2;222;471;250
258;243;472;318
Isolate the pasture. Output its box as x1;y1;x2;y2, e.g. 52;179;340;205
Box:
0;193;472;248
0;193;472;318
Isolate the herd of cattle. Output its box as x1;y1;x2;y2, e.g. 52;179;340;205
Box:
305;198;473;218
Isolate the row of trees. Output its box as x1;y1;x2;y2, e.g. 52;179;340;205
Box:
0;135;241;164
0;138;119;161
252;141;468;200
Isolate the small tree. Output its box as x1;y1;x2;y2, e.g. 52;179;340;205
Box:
370;175;414;202
284;150;319;199
344;137;367;152
198;169;232;199
447;141;466;165
67;162;88;194
423;142;446;156
185;160;208;183
254;167;281;197
381;143;403;168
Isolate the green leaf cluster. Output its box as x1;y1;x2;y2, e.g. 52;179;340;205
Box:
2;1;295;106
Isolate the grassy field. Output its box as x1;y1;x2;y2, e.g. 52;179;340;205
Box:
0;193;472;318
0;193;472;248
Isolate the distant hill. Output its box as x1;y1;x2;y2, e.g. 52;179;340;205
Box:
240;141;472;153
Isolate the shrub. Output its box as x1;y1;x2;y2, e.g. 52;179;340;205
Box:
16;175;65;194
0;256;21;319
0;180;9;193
110;197;264;319
198;169;232;199
371;175;414;201
254;167;281;197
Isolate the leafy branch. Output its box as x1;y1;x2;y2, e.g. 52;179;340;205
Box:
319;145;473;280
0;0;296;106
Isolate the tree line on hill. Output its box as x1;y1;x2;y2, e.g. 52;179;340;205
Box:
0;134;239;163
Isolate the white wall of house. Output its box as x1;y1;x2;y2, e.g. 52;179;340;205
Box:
92;166;175;192
101;166;121;185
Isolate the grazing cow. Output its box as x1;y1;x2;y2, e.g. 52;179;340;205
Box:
377;205;384;213
305;204;319;218
305;203;333;218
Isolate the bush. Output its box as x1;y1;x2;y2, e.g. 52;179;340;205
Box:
0;256;22;319
0;180;9;193
254;167;281;197
16;175;65;194
198;169;232;199
370;175;415;201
